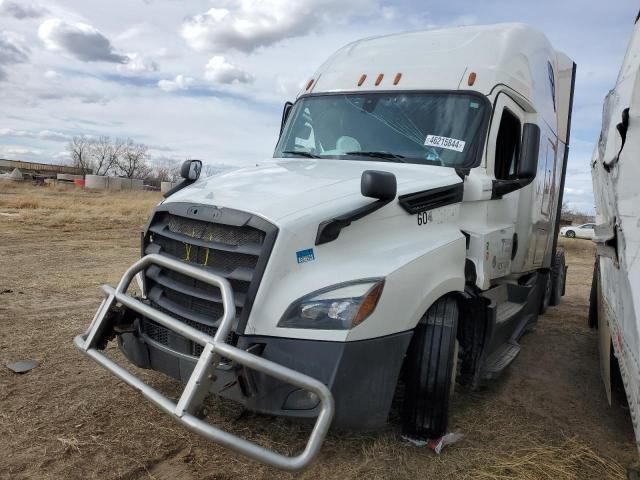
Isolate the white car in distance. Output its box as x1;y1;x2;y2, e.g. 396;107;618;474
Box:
560;223;596;239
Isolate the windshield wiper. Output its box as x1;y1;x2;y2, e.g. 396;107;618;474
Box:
281;150;321;158
344;151;408;162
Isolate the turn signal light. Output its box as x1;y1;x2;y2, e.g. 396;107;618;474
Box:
352;282;384;327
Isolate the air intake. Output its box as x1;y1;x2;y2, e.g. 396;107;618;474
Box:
398;183;464;214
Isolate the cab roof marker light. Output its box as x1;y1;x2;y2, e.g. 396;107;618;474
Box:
393;73;402;85
375;73;384;86
468;71;477;86
305;79;314;91
357;74;367;86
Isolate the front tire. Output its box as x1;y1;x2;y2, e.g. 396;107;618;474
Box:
402;297;458;438
566;230;576;238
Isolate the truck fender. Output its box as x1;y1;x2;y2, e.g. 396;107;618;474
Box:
402;244;466;332
416;283;464;321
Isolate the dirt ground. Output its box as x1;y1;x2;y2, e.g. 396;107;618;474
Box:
0;183;637;479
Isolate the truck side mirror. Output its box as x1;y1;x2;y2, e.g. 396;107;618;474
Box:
280;101;294;136
492;123;541;199
517;123;541;179
316;170;397;245
361;170;397;201
181;159;202;181
164;159;203;198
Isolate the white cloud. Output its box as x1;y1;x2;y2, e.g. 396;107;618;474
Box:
0;128;71;142
180;0;386;53
157;74;193;92
38;18;128;63
0;0;47;19
119;52;158;74
204;56;253;84
38;130;72;141
0;146;43;157
44;69;61;80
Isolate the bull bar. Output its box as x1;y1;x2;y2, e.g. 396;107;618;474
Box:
73;253;335;471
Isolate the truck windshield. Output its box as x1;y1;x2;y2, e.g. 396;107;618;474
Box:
274;92;488;168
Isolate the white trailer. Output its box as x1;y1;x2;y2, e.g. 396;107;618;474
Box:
590;11;640;452
74;23;575;470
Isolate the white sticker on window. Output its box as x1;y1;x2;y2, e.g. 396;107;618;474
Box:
424;135;466;152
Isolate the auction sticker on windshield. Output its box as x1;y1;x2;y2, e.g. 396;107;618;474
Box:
424;135;466;152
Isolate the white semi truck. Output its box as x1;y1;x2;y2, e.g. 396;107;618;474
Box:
75;23;575;470
590;11;640;453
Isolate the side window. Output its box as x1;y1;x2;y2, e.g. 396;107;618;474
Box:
495;109;522;180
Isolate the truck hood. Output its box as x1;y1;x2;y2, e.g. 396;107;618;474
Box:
166;159;461;222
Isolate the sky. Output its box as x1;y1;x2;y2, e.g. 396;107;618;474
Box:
0;0;637;212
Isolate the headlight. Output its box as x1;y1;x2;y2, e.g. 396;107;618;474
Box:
277;279;384;330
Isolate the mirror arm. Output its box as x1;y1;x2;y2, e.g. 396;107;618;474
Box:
163;178;195;199
315;198;392;245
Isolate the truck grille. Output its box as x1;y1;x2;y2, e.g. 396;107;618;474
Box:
140;205;277;356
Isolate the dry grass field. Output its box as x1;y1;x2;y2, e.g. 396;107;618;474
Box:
0;182;637;479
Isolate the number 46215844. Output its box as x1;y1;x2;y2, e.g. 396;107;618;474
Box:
417;211;433;226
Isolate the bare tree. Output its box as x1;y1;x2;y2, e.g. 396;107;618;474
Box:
88;136;122;176
117;138;150;178
560;201;594;225
154;158;181;182
67;135;93;173
109;138;125;174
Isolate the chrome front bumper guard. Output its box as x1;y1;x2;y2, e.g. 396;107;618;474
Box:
73;253;334;471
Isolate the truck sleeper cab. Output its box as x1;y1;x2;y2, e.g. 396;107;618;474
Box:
74;23;575;470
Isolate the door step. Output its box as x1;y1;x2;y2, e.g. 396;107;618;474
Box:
482;341;521;379
496;300;524;324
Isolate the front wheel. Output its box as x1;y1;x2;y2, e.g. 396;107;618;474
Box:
566;230;576;238
402;297;458;438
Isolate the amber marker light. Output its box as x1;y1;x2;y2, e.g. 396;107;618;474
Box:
468;71;477;86
375;73;384;86
393;72;402;85
305;79;314;91
357;74;367;86
352;282;385;327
